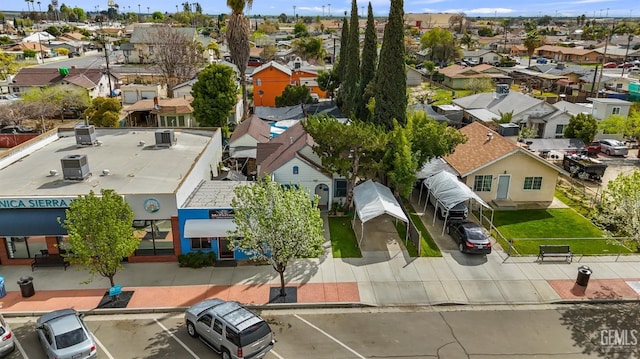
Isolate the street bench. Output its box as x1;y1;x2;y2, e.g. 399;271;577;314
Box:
537;245;573;263
31;254;70;271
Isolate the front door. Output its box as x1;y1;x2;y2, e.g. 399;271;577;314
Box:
496;175;510;200
315;184;329;208
218;238;234;259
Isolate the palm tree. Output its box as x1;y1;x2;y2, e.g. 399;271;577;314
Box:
227;0;252;121
523;30;543;68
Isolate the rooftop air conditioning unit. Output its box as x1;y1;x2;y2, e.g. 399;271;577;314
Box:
498;123;520;137
155;129;175;147
74;125;97;145
496;84;510;97
61;154;91;180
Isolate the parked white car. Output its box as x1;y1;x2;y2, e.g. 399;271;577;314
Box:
0;314;15;357
599;139;629;156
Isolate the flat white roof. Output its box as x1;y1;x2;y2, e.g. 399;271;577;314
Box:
0;128;217;197
182;181;253;208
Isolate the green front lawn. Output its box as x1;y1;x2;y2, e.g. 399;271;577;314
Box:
328;217;362;258
399;198;442;257
492;209;602;239
504;238;633;255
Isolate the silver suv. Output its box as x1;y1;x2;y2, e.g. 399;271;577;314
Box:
185;299;274;359
0;314;15;357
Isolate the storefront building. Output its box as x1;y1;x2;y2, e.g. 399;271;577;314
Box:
0;127;222;265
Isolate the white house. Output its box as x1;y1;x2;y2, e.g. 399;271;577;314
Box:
589;98;632;120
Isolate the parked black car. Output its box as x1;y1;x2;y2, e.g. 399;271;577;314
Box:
447;220;492;254
0;125;37;134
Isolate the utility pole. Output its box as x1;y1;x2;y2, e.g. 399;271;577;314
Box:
322;5;325;17
293;5;296;20
621;34;634;77
328;3;331;17
98;20;113;97
595;22;615;98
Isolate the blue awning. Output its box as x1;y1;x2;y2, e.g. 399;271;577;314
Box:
0;209;67;236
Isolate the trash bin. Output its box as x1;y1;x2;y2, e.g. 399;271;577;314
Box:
576;265;592;287
0;276;6;298
17;276;34;298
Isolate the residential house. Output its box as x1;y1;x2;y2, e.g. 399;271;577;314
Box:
439;64;510;90
227;114;272;176
11;67;120;98
547;101;591;138
443;122;563;206
256;122;333;208
6;42;51;60
123;97;195;127
404;13;454;30
589;98;632;120
406;66;424;87
533;45;601;64
121;84;167;105
462;50;501;65
252;61;326;107
129;26;197;64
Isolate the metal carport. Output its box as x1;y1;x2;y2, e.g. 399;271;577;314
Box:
352;180;408;247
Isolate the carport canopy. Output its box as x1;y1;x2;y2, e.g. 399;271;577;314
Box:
352;180;408;247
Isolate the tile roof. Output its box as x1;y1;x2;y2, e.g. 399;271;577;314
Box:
12;67;118;88
229;114;271;144
444;122;519;176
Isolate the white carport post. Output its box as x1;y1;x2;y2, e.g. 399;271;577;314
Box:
418;179;424;205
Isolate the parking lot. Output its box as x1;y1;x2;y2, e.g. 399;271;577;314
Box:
4;306;628;359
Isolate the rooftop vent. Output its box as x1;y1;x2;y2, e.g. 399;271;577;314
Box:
486;131;494;141
155;129;176;147
495;84;510;98
74;125;97;146
61;154;91;180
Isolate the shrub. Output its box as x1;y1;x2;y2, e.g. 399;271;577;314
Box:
178;251;216;268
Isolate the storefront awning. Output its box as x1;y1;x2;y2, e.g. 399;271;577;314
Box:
184;219;236;238
0;209;67;236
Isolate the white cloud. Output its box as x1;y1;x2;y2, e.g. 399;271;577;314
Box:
463;8;515;14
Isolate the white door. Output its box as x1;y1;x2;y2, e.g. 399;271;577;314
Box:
315;184;329;207
496;175;510;200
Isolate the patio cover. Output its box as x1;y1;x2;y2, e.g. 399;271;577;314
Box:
352;180;408;246
184;219;236;238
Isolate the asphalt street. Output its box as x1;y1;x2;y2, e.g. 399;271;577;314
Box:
5;304;640;359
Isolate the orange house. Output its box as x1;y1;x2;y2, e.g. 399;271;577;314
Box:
252;62;327;107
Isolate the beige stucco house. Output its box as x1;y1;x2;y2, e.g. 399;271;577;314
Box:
444;122;564;206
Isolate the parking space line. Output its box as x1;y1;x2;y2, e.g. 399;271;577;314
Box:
93;336;115;359
14;337;28;359
270;349;285;359
294;314;366;359
153;319;200;359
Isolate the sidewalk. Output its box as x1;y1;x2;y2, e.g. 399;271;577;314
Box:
2;213;640;315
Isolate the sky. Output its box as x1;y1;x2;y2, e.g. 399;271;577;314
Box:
2;0;636;18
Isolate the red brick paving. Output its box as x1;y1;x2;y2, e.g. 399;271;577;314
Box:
548;279;640;300
0;282;360;313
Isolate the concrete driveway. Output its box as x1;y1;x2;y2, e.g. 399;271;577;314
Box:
409;193;459;251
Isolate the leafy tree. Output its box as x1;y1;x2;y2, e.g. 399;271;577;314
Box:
21;85;90;125
335;18;349;82
523;30;543;67
459;32;477;50
226;0;252;120
230;177;324;297
373;0;407;130
477;27;493;37
317;69;339;97
0;51;18;81
61;189;140;287
386;120;417;198
466;77;494;94
294;21;308;37
45;26;61;37
83;97;122;127
23;49;37;58
448;13;465;33
596;170;640;249
404;111;466;170
420;27;459;66
54;47;69;56
498;110;514;124
564;113;598;145
291;37;325;62
598;114;626;135
260;44;277;62
303;115;387;208
152;11;164;20
340;0;360;117
72;7;86;21
355;2;377;120
275;84;312;107
191;63;237;128
625;106;640;139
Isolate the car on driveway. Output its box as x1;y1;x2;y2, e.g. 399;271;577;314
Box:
185;299;274;359
599;139;628;156
0;314;15;357
618;62;635;69
447;220;492;254
536;57;548;64
36;309;97;359
603;62;619;68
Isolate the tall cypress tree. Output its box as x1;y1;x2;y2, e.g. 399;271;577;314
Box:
373;0;406;130
356;2;377;121
341;0;360;116
335;18;349;83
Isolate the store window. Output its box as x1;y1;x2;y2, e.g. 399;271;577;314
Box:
4;236;47;259
134;219;175;256
191;237;212;250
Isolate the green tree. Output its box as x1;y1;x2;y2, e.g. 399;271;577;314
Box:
45;25;61;37
387;120;417;198
335;17;349;82
72;7;86;21
404;111;467;170
523;30;543;67
420;27;458;66
373;0;407;130
0;51;18;81
465;77;494;94
497;110;514;124
477;27;493;37
83;97;122;127
340;0;360;116
294;21;308;37
230;177;324;297
275;84;312;107
317;69;340;97
226;0;251;120
278;13;287;23
291;37;326;62
302;115;387;208
459;32;477;50
191;63;237;128
61;189;140;287
596;170;640;249
21;85;90;124
23;49;37;58
355;2;377;120
598;114;626;135
53;47;69;56
564;113;598;146
152;11;164;20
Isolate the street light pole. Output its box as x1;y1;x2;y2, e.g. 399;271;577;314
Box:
621;34;634;77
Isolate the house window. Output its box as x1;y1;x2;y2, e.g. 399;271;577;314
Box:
292;166;299;174
612;107;621;115
334;179;347;197
191;237;212;250
473;175;492;192
616;84;622;89
256;78;262;86
148;45;154;53
523;176;543;190
555;124;567;138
